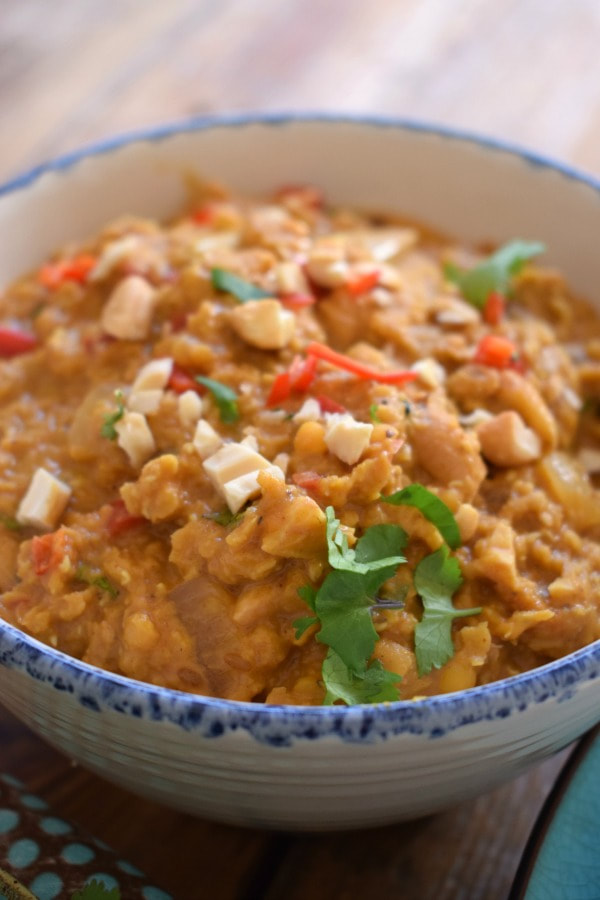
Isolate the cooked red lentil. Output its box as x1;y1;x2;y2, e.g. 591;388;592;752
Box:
1;181;599;704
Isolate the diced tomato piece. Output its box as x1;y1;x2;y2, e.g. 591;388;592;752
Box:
38;254;96;290
32;530;68;576
106;499;145;537
0;327;38;358
346;270;380;296
275;184;324;209
483;291;506;325
190;205;216;225
167;365;205;395
474;334;522;370
266;372;292;407
316;394;346;414
279;293;316;309
292;471;322;492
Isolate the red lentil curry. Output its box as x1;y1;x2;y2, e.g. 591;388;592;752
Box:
1;182;599;705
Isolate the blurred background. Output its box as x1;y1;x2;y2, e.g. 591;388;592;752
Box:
2;0;600;182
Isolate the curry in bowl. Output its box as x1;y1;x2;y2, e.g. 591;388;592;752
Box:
0;182;599;705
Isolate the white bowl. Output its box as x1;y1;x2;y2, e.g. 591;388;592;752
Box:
1;115;599;831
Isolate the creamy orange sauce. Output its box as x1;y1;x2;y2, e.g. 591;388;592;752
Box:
0;182;599;704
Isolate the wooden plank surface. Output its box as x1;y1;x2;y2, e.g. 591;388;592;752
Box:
0;1;596;898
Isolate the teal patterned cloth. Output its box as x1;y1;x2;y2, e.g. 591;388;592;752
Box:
0;773;172;900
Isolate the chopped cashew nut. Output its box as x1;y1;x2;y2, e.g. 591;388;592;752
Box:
222;466;285;514
101;275;157;340
455;503;480;542
178;390;204;427
293;398;322;424
132;358;173;392
411;358;446;388
127;390;163;415
115;411;156;468
89;236;141;281
275;261;311;296
273;452;290;475
229;299;295;350
193;419;223;459
324;413;373;465
477;411;542;467
16;468;72;530
202;441;285;511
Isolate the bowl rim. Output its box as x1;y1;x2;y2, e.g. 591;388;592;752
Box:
1;111;599;743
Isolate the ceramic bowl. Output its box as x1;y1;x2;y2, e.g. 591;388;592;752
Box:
0;115;599;831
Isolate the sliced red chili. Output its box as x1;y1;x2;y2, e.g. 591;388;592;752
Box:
266;372;292;407
346;269;380;296
167;365;206;395
38;254;96;290
266;355;318;407
474;334;523;370
289;354;318;392
316;395;346;414
306;342;418;385
483;291;506;326
0;327;38;358
106;499;145;537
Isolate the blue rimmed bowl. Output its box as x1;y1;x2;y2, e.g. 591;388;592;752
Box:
0;115;599;830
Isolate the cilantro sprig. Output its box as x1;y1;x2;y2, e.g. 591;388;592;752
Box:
100;389;125;440
444;239;545;309
297;486;482;701
195;376;239;424
211;267;273;303
295;507;407;704
414;546;481;676
382;483;461;549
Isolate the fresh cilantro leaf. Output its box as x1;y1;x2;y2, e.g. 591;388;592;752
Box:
325;507;406;575
75;566;119;598
413;545;481;676
322;648;401;705
195;376;239;424
315;569;380;671
382;484;461;550
369;403;380;423
203;508;244;527
100;389;125;440
293;616;318;639
297;584;317;612
211;267;273;303
72;879;121;899
0;513;21;531
444;239;545;309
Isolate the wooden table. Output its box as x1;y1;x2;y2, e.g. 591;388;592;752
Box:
1;1;598;897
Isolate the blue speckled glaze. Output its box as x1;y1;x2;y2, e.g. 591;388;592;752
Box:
0;114;599;748
0;616;598;746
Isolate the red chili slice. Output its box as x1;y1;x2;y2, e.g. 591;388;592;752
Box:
38;254;96;290
306;342;417;385
279;293;316;309
0;327;38;358
316;395;346;414
167;366;206;395
483;291;506;325
346;270;380;296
